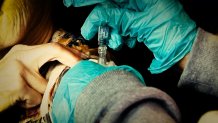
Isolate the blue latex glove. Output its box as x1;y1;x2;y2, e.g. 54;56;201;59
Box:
76;0;197;74
51;60;145;123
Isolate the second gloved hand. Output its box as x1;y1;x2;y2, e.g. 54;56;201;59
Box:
51;60;145;123
80;0;197;74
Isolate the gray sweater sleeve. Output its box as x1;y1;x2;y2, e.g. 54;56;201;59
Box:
178;28;218;97
74;70;181;123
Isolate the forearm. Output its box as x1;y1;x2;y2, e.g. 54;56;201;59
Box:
178;28;218;97
33;59;180;123
50;60;146;123
74;68;180;123
177;29;218;71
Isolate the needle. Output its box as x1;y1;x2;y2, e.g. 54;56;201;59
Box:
98;25;109;65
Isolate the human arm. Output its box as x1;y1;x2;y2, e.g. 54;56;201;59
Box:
65;0;218;97
0;43;80;112
50;60;180;123
178;28;218;97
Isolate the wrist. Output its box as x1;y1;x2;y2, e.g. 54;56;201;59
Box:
177;53;190;71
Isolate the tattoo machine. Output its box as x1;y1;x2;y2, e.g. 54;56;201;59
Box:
98;25;109;65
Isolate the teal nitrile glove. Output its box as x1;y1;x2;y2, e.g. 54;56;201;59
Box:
80;0;197;74
51;60;144;123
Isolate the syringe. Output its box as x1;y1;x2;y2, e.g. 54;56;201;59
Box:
98;25;109;65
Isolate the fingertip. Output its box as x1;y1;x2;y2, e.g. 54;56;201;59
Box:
81;4;111;40
108;30;123;50
81;23;98;40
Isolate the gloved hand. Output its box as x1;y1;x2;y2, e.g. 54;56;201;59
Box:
66;0;198;74
51;60;144;123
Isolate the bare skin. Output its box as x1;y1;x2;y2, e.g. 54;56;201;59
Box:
0;43;80;112
178;53;190;71
198;110;218;123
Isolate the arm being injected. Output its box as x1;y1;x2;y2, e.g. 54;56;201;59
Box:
98;25;109;65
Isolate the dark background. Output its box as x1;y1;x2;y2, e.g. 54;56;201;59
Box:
1;0;218;122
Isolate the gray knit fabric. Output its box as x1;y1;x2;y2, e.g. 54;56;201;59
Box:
75;70;181;123
178;28;218;97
